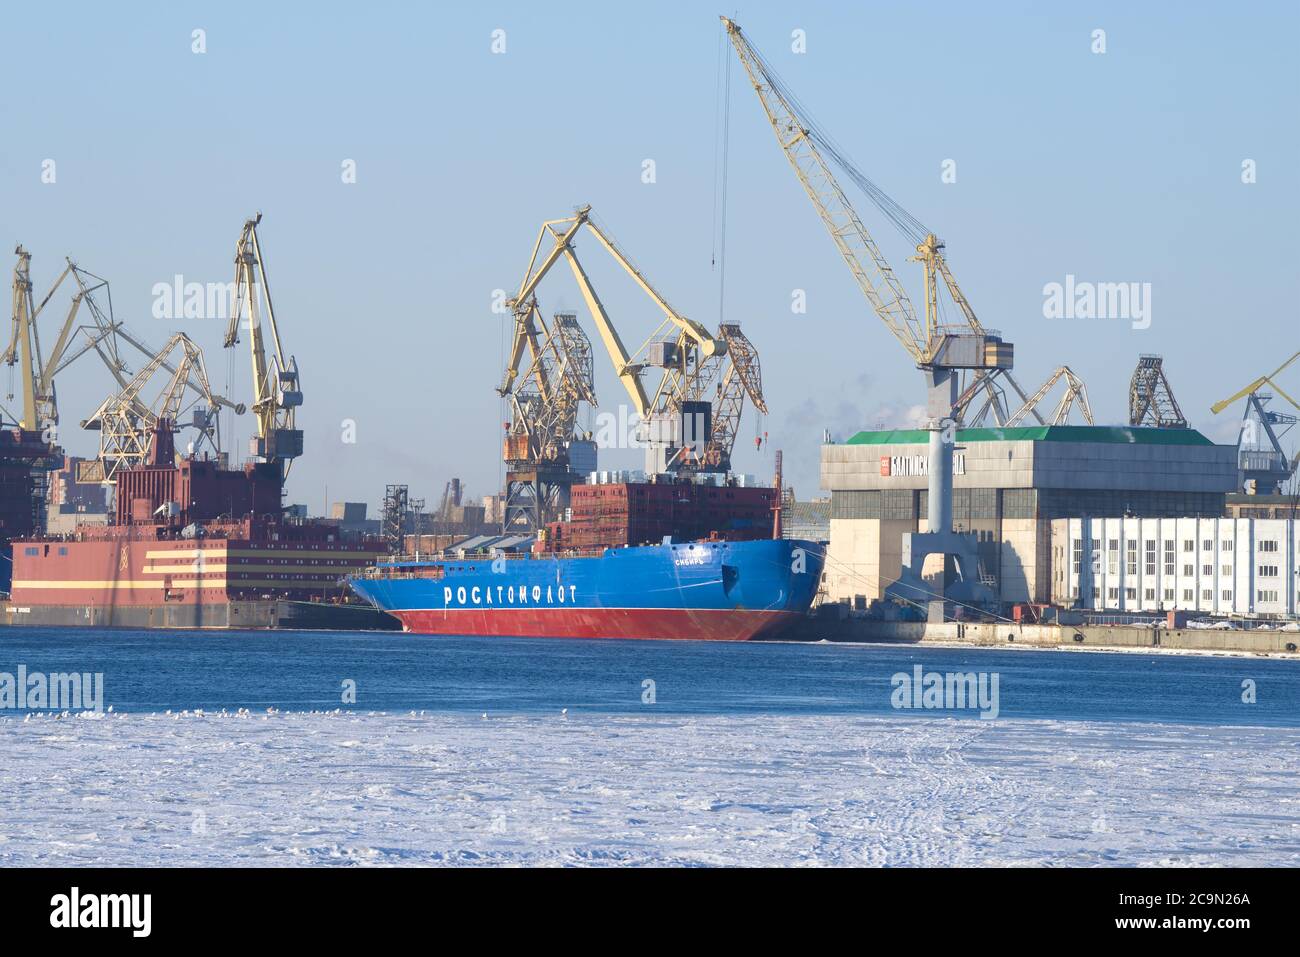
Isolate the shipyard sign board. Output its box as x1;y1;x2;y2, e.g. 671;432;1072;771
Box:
880;453;966;478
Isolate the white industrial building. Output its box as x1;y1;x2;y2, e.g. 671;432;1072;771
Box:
1050;516;1299;618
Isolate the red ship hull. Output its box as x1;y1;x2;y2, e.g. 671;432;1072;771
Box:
389;607;799;641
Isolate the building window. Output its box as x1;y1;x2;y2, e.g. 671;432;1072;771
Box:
1202;589;1213;601
1145;540;1156;576
1072;539;1082;575
1126;540;1138;576
1259;565;1279;578
1258;589;1279;603
1107;540;1119;576
1163;541;1175;576
1144;588;1155;601
1202;564;1213;577
1221;540;1233;552
1222;589;1233;602
1108;587;1118;601
1183;564;1194;577
1203;539;1213;551
1183;539;1194;553
1221;564;1232;578
1260;539;1278;553
1125;587;1137;601
1163;588;1174;602
1183;589;1194;602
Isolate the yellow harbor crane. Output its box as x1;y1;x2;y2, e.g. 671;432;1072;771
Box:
723;17;1094;608
500;205;722;414
8;246;246;493
720;18;1089;428
224;213;302;477
503;308;597;470
5;248;126;433
1211;350;1300;417
1211;349;1300;494
497;205;768;529
0;246;114;533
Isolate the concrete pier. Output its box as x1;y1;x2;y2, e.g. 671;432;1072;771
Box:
785;616;1300;656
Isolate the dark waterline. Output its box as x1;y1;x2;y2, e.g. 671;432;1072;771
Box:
0;628;1296;727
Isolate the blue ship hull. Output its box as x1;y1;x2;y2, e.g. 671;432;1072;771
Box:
347;539;824;641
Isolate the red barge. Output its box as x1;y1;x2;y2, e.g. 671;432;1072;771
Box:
3;215;396;630
3;426;391;630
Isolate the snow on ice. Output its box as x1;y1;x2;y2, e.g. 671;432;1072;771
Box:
1;711;1296;866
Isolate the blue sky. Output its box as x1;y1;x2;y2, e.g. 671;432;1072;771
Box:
1;0;1296;507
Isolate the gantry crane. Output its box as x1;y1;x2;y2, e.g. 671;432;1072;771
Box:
1128;355;1186;428
79;332;239;483
499;299;599;531
1003;365;1093;427
502;307;597;470
952;363;1095;428
225;213;302;477
497;205;767;529
1211;349;1300;494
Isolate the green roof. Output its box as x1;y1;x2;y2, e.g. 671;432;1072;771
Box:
845;426;1217;446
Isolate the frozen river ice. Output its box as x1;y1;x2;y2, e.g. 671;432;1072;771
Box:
3;710;1296;867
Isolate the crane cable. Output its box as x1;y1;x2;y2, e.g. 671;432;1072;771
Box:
709;29;724;273
741;29;931;246
712;21;734;324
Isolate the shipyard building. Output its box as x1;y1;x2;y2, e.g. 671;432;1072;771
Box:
1051;516;1299;617
819;425;1239;607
